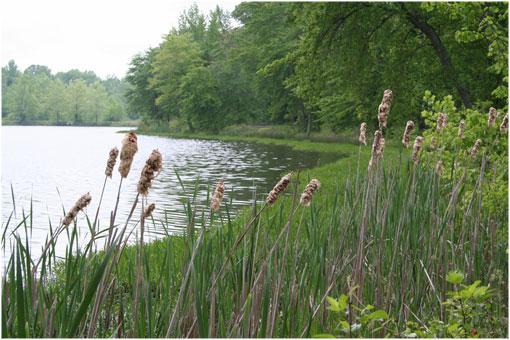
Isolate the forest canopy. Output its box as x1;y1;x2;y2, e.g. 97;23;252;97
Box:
1;61;134;125
126;2;508;134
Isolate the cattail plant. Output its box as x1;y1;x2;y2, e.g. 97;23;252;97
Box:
488;107;497;127
402;120;414;148
62;192;92;227
458;119;465;138
359;122;367;145
119;132;138;178
300;179;320;207
500;114;508;133
412;136;424;164
105;147;119;178
210;179;225;212
436;112;447;131
378;89;393;129
378;136;385;157
368;130;383;170
266;173;292;205
137;149;163;196
143;203;156;219
470;139;482;158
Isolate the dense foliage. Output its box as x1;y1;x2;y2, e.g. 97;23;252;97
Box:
126;2;508;134
1;61;134;125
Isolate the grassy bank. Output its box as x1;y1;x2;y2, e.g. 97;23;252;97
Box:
2;130;507;338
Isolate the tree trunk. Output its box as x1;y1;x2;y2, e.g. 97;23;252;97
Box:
404;6;473;108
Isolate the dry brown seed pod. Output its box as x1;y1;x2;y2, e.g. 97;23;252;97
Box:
137;149;163;196
143;203;156;218
62;192;92;227
412;136;424;164
378;89;393;129
266;173;292;205
500;114;508;133
300;179;321;207
119;132;138;178
402;120;414;148
210;179;225;212
470;139;482;158
359;122;367;145
105;147;119;178
488;107;497;127
436;112;447;131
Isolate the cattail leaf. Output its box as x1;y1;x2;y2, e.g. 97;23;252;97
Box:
66;249;113;337
15;244;26;338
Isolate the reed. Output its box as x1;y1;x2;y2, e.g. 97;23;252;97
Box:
2;101;507;339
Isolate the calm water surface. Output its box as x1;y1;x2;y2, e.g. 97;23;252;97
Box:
1;126;341;260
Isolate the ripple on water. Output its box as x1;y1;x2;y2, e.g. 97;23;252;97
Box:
2;126;343;261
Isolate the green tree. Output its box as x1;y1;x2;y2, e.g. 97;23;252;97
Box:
4;74;39;124
150;33;203;130
2;60;21;117
65;79;89;124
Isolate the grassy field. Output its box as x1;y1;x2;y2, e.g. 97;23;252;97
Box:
2;131;507;338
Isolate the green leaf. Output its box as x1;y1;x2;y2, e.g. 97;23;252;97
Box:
66;249;113;337
326;296;340;312
446;271;464;284
312;333;336;338
362;309;389;323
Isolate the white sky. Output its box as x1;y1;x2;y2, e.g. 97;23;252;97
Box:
1;0;241;79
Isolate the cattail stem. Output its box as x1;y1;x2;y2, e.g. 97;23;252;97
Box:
92;176;108;235
108;177;124;245
133;200;145;337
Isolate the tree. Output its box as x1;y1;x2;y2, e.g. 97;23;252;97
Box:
65;79;89;124
125;49;160;121
180;66;223;132
4;74;39;123
2;60;21;117
150;33;203;130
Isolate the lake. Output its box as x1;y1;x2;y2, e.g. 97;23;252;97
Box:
1;126;341;260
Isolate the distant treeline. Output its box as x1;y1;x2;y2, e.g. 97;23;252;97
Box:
126;2;507;134
1;62;136;125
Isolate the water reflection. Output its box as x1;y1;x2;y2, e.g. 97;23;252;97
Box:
2;126;343;259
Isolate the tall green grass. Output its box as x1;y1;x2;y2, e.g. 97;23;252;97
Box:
1;141;507;337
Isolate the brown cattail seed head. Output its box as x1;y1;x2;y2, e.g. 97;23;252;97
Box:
435;160;444;176
359;122;367;145
266;173;291;205
402;120;414;148
458;120;465;138
62;193;92;227
368;130;383;170
119;132;138;178
105;147;119;178
488;107;497;127
470;139;482;158
210;179;225;212
300;179;321;207
378;89;393;129
143;203;156;218
500;114;508;133
137;149;163;196
436;112;447;131
412;136;424;164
